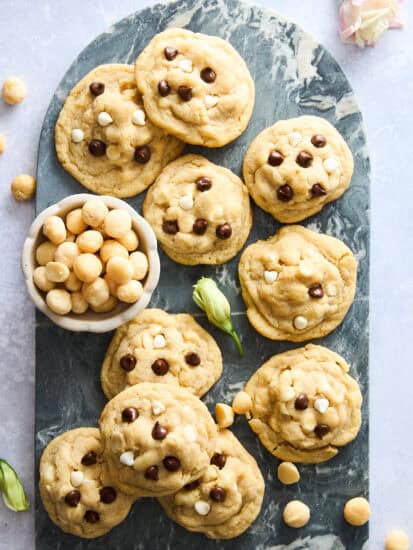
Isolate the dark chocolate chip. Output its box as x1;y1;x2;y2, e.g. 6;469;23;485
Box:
152;421;168;440
162;220;179;235
120;354;136;372
296;151;313;168
184;479;200;490
311;134;327;148
122;407;139;423
185;352;201;366
308;284;324;299
178;85;192;101
310;183;327;198
81;451;97;466
163;456;181;471
268;150;284;166
294;393;309;410
314;424;330;439
216;223;232;239
209;487;226;503
164;47;178;60
210;453;226;469
84;510;100;524
89;82;105;96
100;486;117;504
134;145;151;164
151;358;169;376
158;80;170;96
200;67;216;83
193;219;208;235
196;176;212;191
88;139;106;157
145;465;159;481
277;184;293;202
65;490;81;507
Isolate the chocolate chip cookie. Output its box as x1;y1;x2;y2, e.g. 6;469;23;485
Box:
99;383;217;497
158;429;264;539
243;116;353;222
244;345;362;463
39;428;134;538
143;154;252;265
135;29;255;147
101;308;223;399
55;64;184;197
238;225;357;341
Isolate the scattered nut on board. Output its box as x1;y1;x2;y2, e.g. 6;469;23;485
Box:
277;462;300;485
11;174;36;201
2;76;27;105
385;530;410;550
232;391;252;414
282;500;310;528
215;403;234;428
343;497;370;526
0;133;6;154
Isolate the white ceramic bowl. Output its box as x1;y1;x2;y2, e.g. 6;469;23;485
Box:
22;193;160;332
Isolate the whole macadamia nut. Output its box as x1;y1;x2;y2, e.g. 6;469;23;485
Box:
2;77;27;105
106;256;133;285
100;240;128;264
43;216;66;245
129;251;148;280
90;295;118;313
64;272;82;292
385;530;410;550
46;289;72;315
76;230;103;253
283;500;310;528
66;208;88;235
118;229;139;251
82;277;110;308
116;280;143;303
104;209;131;239
277;462;300;485
71;292;89;314
45;261;70;283
33;266;55;292
232;391;252;415
11;174;36;201
54;241;79;268
104;274;118;296
73;253;102;283
343;497;370;526
82;199;108;227
36;241;57;266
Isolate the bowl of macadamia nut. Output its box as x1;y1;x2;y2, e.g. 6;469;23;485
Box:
22;194;160;332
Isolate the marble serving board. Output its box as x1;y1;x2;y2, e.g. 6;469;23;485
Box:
35;0;370;548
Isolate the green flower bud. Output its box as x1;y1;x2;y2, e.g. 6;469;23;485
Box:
0;459;29;512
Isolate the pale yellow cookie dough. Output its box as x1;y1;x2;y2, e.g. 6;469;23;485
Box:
244;344;362;463
158;429;264;539
2;77;27;105
343;497;370;526
238;225;357;341
283;500;310;528
55;64;184;197
135;28;255;147
11;174;36;201
39;428;134;538
143;154;252;265
386;530;410;550
101;308;223;399
277;462;300;485
243;116;353;223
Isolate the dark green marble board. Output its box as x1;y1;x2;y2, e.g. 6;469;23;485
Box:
35;0;370;548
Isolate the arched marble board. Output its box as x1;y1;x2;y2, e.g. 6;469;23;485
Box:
35;0;370;548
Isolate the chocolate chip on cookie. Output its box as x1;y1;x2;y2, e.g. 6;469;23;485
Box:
200;67;216;83
122;407;139;423
162;220;179;235
163;456;181;471
310;183;327;198
268;150;284;166
158;80;170;96
196;176;212;191
314;424;330;439
65;490;81;507
88;139;106;157
277;184;293;202
308;284;324;299
89;82;105;96
296;151;313;168
178;85;192;101
152;421;168;440
151;358;169;375
84;510;100;524
164;47;178;60
294;393;309;410
99;486;117;504
81;451;98;466
134;145;151;164
311;134;327;148
185;352;201;366
210;453;226;469
193;219;208;235
145;465;159;480
184;479;200;490
210;487;226;502
216;223;232;239
120;354;136;372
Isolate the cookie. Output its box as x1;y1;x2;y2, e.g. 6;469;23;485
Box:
238;225;357;341
244;345;362;463
135;29;255;147
99;383;217;497
55;64;184;197
101;308;223;399
158;429;264;539
143;154;252;265
39;428;134;538
243;116;353;223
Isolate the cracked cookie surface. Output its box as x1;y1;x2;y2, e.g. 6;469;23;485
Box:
244;345;362;463
238;225;357;341
135;29;255;147
243;116;353;223
55;64;184;197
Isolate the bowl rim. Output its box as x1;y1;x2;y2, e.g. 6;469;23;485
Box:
22;193;160;333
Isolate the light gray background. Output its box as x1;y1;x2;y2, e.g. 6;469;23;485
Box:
0;1;411;549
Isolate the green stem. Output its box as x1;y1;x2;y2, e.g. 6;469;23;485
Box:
229;328;244;356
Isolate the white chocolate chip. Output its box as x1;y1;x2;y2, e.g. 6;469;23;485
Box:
70;471;84;486
179;58;193;73
132;109;146;126
314;398;329;414
97;111;113;127
293;316;308;330
153;334;166;349
289;132;302;146
324;157;339;173
178;194;194;210
152;400;165;416
120;451;134;466
326;283;337;296
299;262;313;277
71;129;84;143
264;270;278;284
183;425;197;442
194;501;210;516
205;94;219;109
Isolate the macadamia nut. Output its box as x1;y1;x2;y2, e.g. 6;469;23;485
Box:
43;216;66;245
82;199;108;227
76;230;103;253
46;289;72;315
11;174;36;201
45;261;70;283
66;208;88;235
100;240;129;263
106;256;133;285
118;230;139;251
116;280;143;303
215;403;234;428
54;242;79;268
82;277;110;308
2;77;27;105
232;391;252;415
277;462;300;485
64;272;82;292
343;497;370;526
129;251;148;280
90;295;118;313
385;530;410;550
283;500;310;528
73;253;102;283
71;292;89;314
36;242;57;266
104;209;131;239
33;266;55;292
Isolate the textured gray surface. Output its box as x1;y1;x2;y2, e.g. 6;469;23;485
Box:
33;0;369;548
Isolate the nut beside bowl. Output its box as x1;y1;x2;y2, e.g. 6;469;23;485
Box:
22;193;160;332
